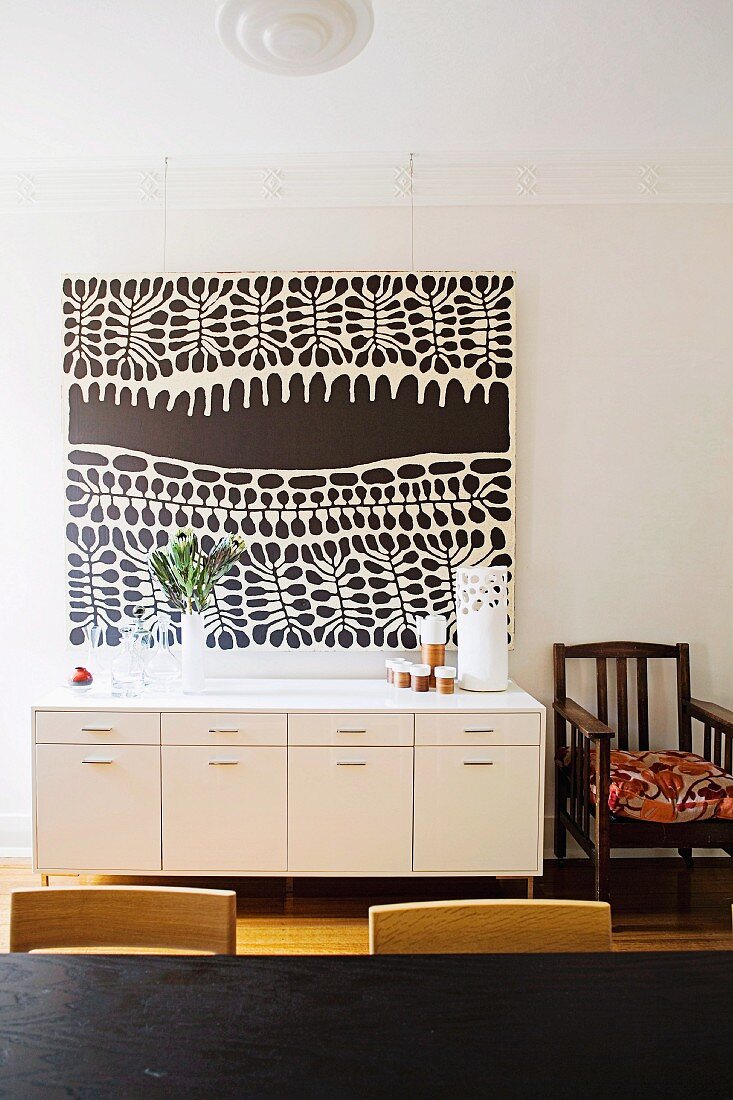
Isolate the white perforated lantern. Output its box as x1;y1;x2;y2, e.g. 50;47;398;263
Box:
455;566;509;692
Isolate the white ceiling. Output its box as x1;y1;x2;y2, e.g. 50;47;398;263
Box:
1;0;732;158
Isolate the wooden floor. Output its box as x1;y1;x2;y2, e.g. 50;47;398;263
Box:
1;858;731;953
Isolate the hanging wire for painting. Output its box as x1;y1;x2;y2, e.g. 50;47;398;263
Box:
162;155;169;272
409;151;415;268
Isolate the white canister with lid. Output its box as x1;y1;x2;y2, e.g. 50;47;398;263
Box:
417;614;447;644
410;663;431;692
434;665;457;695
392;660;412;689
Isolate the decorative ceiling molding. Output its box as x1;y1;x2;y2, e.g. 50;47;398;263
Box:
0;158;166;212
166;154;411;208
2;152;732;212
413;152;733;205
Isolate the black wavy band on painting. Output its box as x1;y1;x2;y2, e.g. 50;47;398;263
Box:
68;375;511;470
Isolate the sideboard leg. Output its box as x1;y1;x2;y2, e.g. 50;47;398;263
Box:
526;877;534;899
40;874;49;887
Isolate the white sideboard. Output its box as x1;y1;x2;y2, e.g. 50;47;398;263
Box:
32;679;545;880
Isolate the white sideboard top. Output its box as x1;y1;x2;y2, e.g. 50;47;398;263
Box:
34;678;544;714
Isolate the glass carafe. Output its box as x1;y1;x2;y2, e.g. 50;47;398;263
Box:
131;605;155;681
145;614;181;693
111;624;145;698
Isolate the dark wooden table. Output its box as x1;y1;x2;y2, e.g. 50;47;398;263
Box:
1;952;731;1097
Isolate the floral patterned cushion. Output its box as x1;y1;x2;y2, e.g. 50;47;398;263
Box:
556;747;733;823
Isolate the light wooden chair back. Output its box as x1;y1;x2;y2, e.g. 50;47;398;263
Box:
10;886;237;954
369;899;612;954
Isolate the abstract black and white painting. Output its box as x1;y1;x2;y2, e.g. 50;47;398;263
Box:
64;271;515;650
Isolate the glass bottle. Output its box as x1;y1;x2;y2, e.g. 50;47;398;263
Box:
82;622;107;693
131;605;155;682
83;622;103;672
145;614;181;693
111;624;145;698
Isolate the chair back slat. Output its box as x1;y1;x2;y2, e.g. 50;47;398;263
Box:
596;658;608;723
369;900;612;954
636;658;649;751
553;643;568;751
582;740;591;834
703;723;712;760
574;727;583;823
10;886;237;954
714;730;722;768
676;643;692;752
724;734;732;775
570;726;578;821
616;658;629;750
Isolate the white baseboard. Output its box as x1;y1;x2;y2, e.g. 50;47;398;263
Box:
0;814;32;858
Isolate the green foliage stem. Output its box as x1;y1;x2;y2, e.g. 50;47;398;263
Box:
149;529;247;614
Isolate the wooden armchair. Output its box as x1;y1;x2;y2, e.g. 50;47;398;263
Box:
553;642;733;901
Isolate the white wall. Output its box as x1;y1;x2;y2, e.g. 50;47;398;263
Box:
1;201;731;852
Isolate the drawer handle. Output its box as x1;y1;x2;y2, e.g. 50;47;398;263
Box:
336;729;367;734
208;728;240;734
81;727;113;733
336;760;367;766
208;759;240;766
463;760;494;766
81;758;114;764
463;728;494;734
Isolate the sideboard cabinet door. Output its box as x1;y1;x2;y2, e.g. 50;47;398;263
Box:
413;746;541;873
35;744;161;871
288;747;413;873
162;747;287;871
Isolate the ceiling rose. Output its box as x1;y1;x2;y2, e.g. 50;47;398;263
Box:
216;0;374;76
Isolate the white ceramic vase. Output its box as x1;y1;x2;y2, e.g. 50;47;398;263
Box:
181;611;206;694
455;566;509;692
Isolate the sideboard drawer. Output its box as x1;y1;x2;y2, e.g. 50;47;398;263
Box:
288;713;414;747
162;747;287;871
161;712;286;746
415;712;540;747
413;746;541;872
35;711;160;745
35;744;161;871
288;747;413;872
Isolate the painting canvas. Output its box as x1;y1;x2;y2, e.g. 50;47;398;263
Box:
63;271;515;650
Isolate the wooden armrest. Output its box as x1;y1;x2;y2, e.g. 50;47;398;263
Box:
687;698;733;735
553;698;614;740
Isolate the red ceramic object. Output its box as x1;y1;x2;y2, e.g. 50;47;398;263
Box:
69;666;93;689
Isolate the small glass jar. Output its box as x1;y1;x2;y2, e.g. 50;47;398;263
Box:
410;663;431;692
145;614;181;693
111;624;145;698
435;665;457;695
393;661;411;689
386;658;396;684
